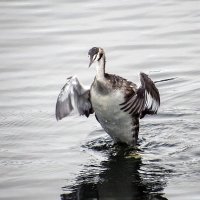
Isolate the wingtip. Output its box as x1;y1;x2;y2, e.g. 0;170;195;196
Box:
55;112;60;121
140;72;145;76
55;114;60;121
66;76;73;80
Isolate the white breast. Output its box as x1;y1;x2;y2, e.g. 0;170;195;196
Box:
91;87;136;145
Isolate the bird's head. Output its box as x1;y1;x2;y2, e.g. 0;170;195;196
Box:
88;47;104;67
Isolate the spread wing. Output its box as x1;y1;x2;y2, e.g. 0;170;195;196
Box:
120;72;160;118
55;76;93;120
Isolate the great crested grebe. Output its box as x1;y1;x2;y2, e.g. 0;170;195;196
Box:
56;47;160;146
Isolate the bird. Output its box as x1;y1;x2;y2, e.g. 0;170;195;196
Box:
56;47;160;146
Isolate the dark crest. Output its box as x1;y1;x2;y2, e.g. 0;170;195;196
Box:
88;47;99;57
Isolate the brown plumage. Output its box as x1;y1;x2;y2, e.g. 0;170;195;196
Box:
56;47;160;146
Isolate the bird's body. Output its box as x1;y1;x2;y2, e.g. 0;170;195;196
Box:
90;75;139;145
56;47;160;146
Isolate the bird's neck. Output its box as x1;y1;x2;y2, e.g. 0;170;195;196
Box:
96;55;106;81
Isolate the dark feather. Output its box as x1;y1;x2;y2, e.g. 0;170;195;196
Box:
120;72;160;118
55;76;93;120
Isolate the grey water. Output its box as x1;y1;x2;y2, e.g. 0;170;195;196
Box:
0;0;200;199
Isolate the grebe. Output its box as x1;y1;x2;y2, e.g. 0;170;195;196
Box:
56;47;160;146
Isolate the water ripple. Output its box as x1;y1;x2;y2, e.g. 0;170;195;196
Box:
0;0;200;199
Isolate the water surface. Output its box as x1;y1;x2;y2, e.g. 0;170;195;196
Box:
0;0;200;199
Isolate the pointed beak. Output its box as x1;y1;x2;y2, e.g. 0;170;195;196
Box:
88;55;93;68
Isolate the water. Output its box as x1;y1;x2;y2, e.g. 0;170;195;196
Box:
0;0;200;199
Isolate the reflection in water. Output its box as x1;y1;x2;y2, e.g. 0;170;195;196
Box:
61;142;169;200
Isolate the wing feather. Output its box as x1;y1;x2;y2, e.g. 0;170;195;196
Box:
55;76;93;120
120;72;160;118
